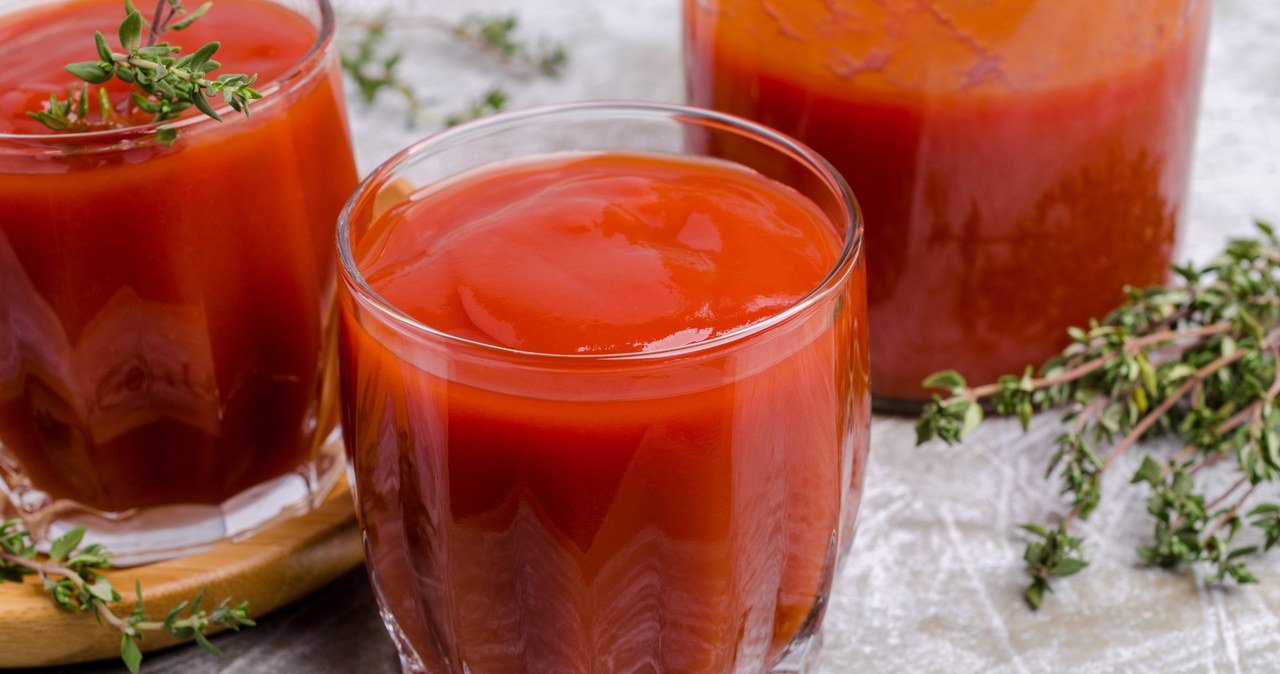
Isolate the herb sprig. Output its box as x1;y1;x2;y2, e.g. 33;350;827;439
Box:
0;519;253;673
916;221;1280;609
340;12;567;127
28;0;260;145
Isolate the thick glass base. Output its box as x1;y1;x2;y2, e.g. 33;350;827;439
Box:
0;428;344;566
374;570;828;674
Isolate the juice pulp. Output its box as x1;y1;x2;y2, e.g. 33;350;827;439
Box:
0;0;358;511
341;152;870;673
686;0;1210;400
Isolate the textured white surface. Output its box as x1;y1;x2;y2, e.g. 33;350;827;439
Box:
332;2;1280;670
332;0;1280;671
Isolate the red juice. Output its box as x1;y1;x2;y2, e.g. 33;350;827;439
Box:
685;0;1210;401
0;0;358;513
340;151;869;672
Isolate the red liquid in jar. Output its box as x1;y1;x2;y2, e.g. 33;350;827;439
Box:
341;152;870;672
0;0;358;511
686;0;1210;400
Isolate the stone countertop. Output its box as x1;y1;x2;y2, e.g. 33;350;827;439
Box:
36;0;1280;672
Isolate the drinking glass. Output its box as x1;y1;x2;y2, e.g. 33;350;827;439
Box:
686;0;1211;406
338;102;870;674
0;0;358;561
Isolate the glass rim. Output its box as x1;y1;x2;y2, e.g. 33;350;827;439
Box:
0;0;337;145
337;100;864;364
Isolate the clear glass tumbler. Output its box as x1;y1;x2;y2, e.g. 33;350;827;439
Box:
686;0;1212;406
338;102;871;674
0;0;358;561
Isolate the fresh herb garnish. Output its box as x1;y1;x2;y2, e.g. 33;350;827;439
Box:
340;12;566;127
916;221;1280;609
0;519;253;673
452;14;568;79
27;0;261;145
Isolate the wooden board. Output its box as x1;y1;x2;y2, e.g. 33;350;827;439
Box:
0;479;363;669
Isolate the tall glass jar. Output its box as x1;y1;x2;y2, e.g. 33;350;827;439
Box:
0;0;358;561
686;0;1211;405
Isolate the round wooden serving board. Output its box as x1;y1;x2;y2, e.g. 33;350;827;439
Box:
0;479;364;669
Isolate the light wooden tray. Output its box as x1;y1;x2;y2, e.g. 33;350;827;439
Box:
0;479;363;669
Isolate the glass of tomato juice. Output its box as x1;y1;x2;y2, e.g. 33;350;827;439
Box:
337;102;870;673
0;0;358;561
686;0;1211;406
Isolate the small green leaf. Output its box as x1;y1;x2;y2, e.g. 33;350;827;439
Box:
120;635;142;674
49;527;86;563
1137;353;1158;394
192;92;221;120
94;31;114;62
921;370;966;393
1024;580;1046;610
1131;456;1163;486
156;126;178;146
87;576;117;603
962;402;984;436
1018;400;1033;432
1049;557;1089;577
1230;564;1258;584
187;40;220;70
172;1;212;30
67;61;113;84
1132;385;1149;414
119;10;144;51
1019;523;1049;537
914;417;935;445
194;631;221;657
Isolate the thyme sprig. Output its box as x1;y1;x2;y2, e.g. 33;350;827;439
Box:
453;14;568;79
340;12;566;127
0;519;253;673
27;0;260;145
916;221;1280;608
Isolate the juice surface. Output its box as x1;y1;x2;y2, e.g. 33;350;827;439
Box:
342;152;869;673
0;0;358;511
358;153;843;354
686;0;1210;400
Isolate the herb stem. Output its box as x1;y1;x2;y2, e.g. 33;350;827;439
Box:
962;324;1238;402
1204;482;1259;541
1204;476;1251;515
149;0;167;45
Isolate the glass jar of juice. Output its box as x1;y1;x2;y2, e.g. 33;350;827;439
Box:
339;102;870;673
0;0;358;560
685;0;1211;405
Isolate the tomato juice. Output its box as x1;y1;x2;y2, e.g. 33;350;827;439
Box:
0;0;357;516
686;0;1211;401
340;141;868;673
